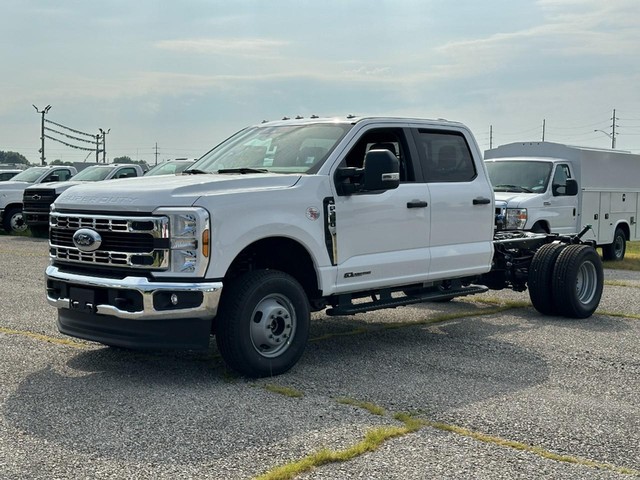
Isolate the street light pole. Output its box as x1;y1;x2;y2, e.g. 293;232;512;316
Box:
594;129;615;149
32;104;51;165
99;128;110;163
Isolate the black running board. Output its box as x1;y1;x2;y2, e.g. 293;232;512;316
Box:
326;285;489;316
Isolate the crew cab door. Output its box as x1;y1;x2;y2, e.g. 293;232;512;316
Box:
411;128;494;280
331;126;431;293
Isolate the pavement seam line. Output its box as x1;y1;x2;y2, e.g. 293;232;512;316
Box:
257;391;640;479
0;326;87;348
425;420;640;476
604;279;640;288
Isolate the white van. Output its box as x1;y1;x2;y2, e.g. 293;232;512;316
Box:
485;141;640;260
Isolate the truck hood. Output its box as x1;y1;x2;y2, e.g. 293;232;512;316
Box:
26;180;89;195
54;173;302;212
0;180;31;193
493;191;539;208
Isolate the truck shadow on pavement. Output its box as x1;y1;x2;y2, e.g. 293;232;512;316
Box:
3;308;559;466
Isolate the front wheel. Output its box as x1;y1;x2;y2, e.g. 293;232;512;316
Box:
602;228;626;261
215;270;310;377
2;207;27;233
551;245;603;318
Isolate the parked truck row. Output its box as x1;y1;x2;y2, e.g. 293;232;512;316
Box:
0;159;195;235
43;116;610;377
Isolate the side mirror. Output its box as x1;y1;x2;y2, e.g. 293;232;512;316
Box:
565;179;578;196
362;150;400;191
46;175;59;183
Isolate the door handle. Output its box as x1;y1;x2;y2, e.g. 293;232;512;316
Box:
407;200;428;208
472;197;491;205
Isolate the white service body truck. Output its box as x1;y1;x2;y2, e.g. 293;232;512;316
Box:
45;117;604;377
485;142;640;260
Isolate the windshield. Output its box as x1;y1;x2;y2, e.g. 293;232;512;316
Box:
72;166;114;181
191;123;352;174
145;161;194;176
485;160;552;193
11;167;47;183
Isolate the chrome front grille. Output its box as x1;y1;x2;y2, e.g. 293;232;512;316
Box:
49;212;170;270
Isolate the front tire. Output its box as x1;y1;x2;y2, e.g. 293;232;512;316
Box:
602;227;626;261
2;207;27;233
215;270;310;377
552;245;603;318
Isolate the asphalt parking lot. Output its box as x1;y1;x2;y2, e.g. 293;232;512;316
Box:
1;235;639;480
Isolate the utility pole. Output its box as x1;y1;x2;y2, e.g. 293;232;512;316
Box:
542;119;546;141
33;104;51;165
611;108;617;149
99;128;110;163
155;142;159;165
489;125;493;149
594;108;618;149
95;134;101;163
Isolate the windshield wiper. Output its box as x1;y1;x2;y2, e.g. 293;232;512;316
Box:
493;184;533;193
217;167;269;174
183;169;209;175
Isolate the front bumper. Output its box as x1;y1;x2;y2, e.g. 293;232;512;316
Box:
24;211;49;226
46;265;223;350
46;265;223;320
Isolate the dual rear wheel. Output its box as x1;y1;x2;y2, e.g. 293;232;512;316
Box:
528;243;603;318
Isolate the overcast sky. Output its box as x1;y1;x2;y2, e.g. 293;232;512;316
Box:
1;0;639;165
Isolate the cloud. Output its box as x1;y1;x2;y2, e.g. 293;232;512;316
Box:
154;38;289;58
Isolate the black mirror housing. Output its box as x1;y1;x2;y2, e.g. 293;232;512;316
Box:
565;179;578;196
362;150;400;191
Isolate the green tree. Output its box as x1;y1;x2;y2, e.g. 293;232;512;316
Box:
0;151;29;165
113;156;149;170
113;156;134;164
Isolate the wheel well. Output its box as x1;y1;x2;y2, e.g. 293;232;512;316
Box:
531;221;549;234
225;237;320;299
3;202;23;213
615;223;629;240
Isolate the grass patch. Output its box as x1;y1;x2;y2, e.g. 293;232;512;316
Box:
424;420;640;476
254;413;422;480
336;397;386;416
604;279;640;288
263;384;304;398
603;241;640;271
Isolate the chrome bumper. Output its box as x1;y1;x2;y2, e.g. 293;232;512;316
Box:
46;265;223;320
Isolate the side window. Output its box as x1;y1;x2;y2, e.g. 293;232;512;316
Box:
44;169;71;182
414;130;476;183
341;128;415;182
552;164;571;196
116;168;137;178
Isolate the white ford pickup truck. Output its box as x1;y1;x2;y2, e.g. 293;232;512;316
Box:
45;116;604;377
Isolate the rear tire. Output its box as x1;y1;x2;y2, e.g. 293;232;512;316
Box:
551;245;603;318
602;228;626;261
528;243;566;315
215;270;310;377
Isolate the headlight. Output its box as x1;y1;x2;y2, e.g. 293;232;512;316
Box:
505;208;527;230
154;207;210;277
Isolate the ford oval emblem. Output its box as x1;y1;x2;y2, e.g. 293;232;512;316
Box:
72;228;102;252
